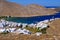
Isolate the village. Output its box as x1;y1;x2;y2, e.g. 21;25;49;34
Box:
0;18;59;36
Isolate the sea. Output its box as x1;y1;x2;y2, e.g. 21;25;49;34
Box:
8;7;60;24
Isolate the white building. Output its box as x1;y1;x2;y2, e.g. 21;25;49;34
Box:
36;22;44;28
22;23;28;28
50;19;55;21
11;22;18;27
0;23;4;28
6;21;9;25
36;22;48;29
6;28;16;32
0;28;6;33
28;23;36;27
40;24;48;29
1;19;6;26
17;23;22;27
43;20;49;23
13;28;31;34
35;32;42;36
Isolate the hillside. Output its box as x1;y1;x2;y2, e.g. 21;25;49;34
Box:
0;0;57;17
47;19;60;35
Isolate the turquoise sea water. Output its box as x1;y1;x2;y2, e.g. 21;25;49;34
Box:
7;12;60;24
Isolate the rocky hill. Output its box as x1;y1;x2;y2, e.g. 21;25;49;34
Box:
0;0;57;17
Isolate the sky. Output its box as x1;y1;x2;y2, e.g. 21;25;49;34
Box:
7;0;60;6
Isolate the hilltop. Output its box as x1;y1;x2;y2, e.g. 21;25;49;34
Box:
0;0;57;17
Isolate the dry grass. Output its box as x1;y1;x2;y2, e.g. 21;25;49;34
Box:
0;33;60;40
47;19;60;35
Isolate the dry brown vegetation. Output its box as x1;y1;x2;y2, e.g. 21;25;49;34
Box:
0;33;60;40
47;19;60;35
0;0;57;17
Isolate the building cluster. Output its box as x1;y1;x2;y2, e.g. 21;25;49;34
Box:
0;18;59;36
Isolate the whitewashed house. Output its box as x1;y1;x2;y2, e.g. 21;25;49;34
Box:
6;21;9;25
11;22;18;27
36;22;44;28
6;28;16;32
17;23;22;27
28;23;36;27
0;23;4;28
50;19;55;21
12;28;24;34
22;23;28;28
43;20;49;23
40;24;48;29
8;22;13;27
0;28;6;33
1;19;6;26
13;28;31;34
36;22;48;29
